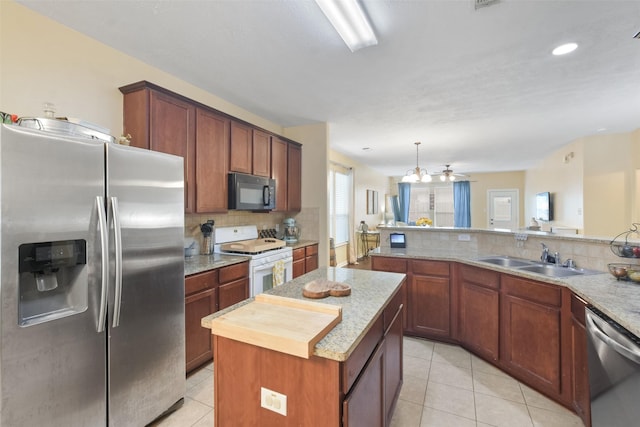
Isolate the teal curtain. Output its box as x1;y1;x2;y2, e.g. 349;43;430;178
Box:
398;183;411;223
453;181;471;227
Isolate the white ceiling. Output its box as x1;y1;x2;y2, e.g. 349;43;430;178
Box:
18;0;640;177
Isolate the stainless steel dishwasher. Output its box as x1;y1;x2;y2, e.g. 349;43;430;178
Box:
586;306;640;426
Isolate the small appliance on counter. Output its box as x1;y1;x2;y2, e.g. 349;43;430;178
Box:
200;220;215;255
283;217;300;243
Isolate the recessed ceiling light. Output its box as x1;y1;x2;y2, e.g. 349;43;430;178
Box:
552;43;578;56
596;127;607;132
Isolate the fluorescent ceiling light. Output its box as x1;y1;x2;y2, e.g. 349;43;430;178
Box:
314;0;378;52
552;43;578;56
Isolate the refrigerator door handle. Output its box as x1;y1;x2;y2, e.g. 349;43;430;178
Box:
96;196;109;333
111;196;123;328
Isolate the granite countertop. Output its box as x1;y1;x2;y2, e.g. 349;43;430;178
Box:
372;247;640;338
286;239;318;250
202;267;405;362
184;253;251;276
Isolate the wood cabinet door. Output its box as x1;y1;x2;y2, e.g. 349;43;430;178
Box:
218;278;249;311
410;274;451;339
230;121;252;174
570;294;591;427
149;90;195;212
292;259;305;279
343;342;384;427
459;280;500;361
185;288;216;373
287;143;302;212
384;305;403;426
252;129;271;177
305;255;318;273
271;137;288;211
195;108;229;212
500;292;562;395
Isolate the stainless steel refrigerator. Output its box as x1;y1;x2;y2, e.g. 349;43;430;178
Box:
0;122;185;426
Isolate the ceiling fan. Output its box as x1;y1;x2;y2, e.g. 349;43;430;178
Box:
435;164;469;182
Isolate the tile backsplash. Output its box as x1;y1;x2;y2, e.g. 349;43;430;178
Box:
185;208;320;246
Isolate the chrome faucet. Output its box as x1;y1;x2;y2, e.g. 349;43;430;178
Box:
541;243;549;263
554;251;560;265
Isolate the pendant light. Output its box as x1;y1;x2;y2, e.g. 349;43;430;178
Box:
402;142;432;183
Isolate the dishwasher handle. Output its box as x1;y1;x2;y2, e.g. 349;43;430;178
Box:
586;308;640;365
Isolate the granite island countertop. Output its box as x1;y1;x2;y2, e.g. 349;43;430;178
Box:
184;253;251;276
201;267;405;362
372;247;640;338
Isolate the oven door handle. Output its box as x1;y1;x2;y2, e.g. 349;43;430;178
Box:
586;310;640;364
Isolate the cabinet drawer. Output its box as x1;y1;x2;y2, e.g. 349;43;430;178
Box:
371;256;407;273
342;315;384;395
185;270;218;295
411;259;449;277
292;247;306;261
305;244;318;256
502;275;562;307
219;261;249;284
458;264;500;290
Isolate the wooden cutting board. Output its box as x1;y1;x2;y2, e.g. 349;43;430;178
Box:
209;293;342;359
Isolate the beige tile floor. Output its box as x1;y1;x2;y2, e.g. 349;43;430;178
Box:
152;336;584;427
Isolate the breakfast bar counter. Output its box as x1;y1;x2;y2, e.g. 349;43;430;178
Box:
202;267;406;427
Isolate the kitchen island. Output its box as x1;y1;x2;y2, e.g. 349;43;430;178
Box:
201;267;406;427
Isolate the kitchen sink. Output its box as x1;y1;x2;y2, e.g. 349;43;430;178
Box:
475;256;537;267
475;255;604;278
517;264;586;277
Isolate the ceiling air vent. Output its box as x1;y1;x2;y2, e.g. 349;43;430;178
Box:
475;0;499;9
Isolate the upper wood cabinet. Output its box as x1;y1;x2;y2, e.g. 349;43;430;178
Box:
229;121;252;174
195;108;229;213
120;81;302;214
271;137;288;211
121;86;196;213
252;130;271;177
287;143;302;212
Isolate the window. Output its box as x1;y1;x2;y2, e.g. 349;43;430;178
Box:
330;164;352;245
407;183;454;227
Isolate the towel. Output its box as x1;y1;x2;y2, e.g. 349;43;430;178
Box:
273;259;285;287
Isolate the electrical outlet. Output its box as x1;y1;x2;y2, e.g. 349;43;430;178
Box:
458;234;471;241
260;387;287;416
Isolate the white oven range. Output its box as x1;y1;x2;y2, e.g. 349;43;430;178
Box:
214;225;292;297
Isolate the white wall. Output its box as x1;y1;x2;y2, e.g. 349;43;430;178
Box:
330;150;390;263
0;1;282;137
525;129;640;237
284;123;330;267
1;1;328;253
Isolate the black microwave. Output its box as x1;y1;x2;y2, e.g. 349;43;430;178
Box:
228;172;276;211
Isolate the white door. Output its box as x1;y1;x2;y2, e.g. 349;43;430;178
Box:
487;189;519;230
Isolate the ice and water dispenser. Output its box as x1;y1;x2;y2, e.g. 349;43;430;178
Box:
18;239;87;326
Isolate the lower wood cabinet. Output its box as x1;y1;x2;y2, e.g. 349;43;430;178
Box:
408;260;451;339
292;243;319;279
570;292;591;427
458;265;500;361
343;343;384;427
372;257;591;418
184;261;249;373
212;284;404;426
500;275;563;397
185;287;216;373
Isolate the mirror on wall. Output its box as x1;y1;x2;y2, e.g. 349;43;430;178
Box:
366;190;379;214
